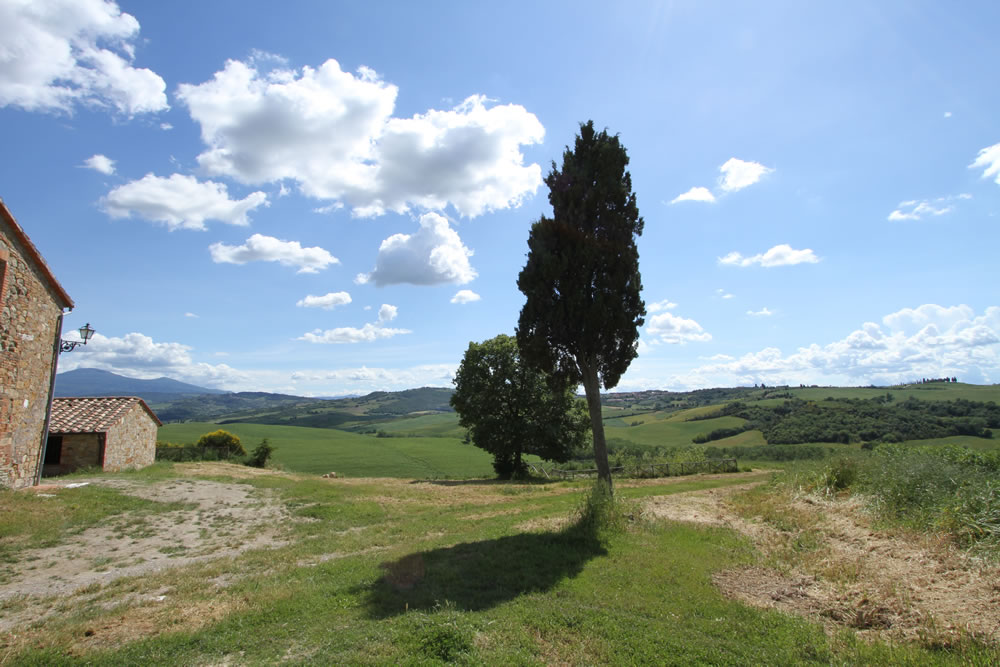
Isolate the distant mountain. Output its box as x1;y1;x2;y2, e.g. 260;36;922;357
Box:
155;391;325;423
54;368;227;401
53;370;459;426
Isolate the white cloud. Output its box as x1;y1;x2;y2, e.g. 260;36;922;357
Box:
970;142;1000;184
0;0;167;114
719;244;819;268
299;323;411;344
296;292;352;310
689;304;1000;386
882;304;974;336
943;111;952;118
715;289;734;300
360;212;476;286
747;307;773;317
184;312;198;318
104;173;268;230
646;312;712;344
299;323;410;344
718;158;773;192
669;186;715;204
82;153;115;174
160;122;173;130
377;304;398;322
299;304;410;344
177;58;544;217
888;194;970;221
210;234;338;273
451;289;481;304
648;299;677;313
55;332;246;388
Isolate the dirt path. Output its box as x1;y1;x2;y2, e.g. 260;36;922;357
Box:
0;475;289;632
645;484;1000;645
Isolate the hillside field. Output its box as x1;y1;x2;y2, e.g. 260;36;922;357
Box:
158;422;497;478
159;412;781;478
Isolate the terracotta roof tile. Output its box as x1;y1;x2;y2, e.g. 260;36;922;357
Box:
49;397;162;433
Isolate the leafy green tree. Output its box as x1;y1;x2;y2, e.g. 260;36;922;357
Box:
196;429;246;457
517;121;645;491
450;334;589;479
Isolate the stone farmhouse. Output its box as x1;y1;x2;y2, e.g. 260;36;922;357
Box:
1;198;74;489
45;397;161;475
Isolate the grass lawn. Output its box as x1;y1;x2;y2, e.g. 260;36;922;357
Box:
3;464;994;664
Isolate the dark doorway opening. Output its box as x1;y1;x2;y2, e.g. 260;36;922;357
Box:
44;436;63;465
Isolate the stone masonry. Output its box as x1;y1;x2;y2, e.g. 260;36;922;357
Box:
48;397;161;474
0;200;73;489
101;399;159;471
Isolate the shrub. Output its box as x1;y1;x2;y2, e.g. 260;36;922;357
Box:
246;438;275;468
572;480;636;538
820;458;858;493
196;430;246;456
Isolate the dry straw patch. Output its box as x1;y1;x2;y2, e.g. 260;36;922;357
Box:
460;508;526;521
515;516;571;533
68;596;250;653
645;482;1000;644
175;462;300;479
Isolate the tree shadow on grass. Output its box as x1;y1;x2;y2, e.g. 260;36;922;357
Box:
360;517;606;618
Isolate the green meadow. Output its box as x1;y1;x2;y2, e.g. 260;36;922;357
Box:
159;412;767;479
158;422;496;478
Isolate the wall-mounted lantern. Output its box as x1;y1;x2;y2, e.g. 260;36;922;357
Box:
60;323;95;353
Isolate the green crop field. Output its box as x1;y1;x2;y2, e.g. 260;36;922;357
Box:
787;382;1000;403
709;428;767;448
361;411;466;438
604;415;748;448
158;422;496;478
664;404;726;422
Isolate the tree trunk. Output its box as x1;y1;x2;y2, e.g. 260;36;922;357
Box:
579;361;613;494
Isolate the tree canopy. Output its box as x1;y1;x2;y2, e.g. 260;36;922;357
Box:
450;334;589;479
196;429;246;456
517;120;645;490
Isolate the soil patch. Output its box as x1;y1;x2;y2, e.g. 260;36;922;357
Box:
0;476;290;632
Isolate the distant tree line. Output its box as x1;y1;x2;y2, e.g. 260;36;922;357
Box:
710;397;998;445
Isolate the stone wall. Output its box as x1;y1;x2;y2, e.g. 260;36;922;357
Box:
0;224;65;489
102;405;157;472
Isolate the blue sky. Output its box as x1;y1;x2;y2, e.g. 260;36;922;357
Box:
2;0;998;395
